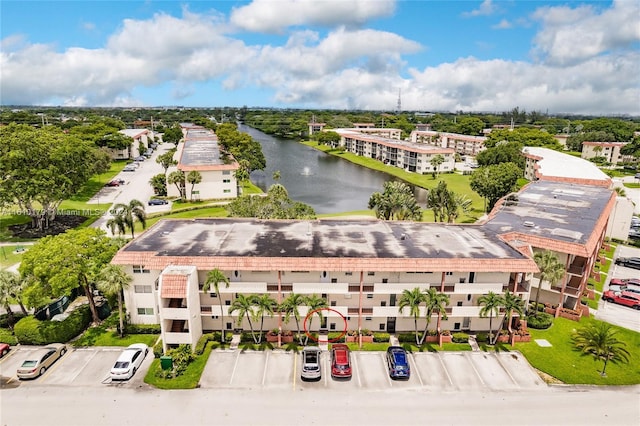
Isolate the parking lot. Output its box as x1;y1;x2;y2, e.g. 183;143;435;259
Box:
0;346;152;388
199;348;545;392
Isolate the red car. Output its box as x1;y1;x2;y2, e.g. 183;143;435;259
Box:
330;344;352;379
0;343;9;357
610;278;640;286
603;290;640;310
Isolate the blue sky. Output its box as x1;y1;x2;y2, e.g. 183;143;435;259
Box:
1;0;639;114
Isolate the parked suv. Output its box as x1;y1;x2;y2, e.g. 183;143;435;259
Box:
330;344;352;379
386;346;410;380
603;290;640;310
615;257;640;270
300;347;322;381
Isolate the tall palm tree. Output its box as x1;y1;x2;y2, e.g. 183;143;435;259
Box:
168;170;186;201
419;288;450;345
398;287;425;345
229;294;258;343
107;199;146;238
252;294;277;343
497;291;525;344
280;293;307;345
478;291;505;345
204;269;230;344
430;154;445;178
573;322;630;376
532;250;565;316
95;264;132;337
304;294;328;345
368;181;422;221
186;171;202;201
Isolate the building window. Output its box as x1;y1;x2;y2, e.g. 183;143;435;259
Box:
345;272;353;276
226;322;232;329
445;272;453;276
133;265;150;274
367;294;373;299
137;308;154;315
379;324;385;331
223;179;231;183
382;278;388;283
134;285;152;293
212;315;219;319
210;293;218;298
330;323;336;330
457;301;463;306
331;278;337;283
467;294;472;301
381;301;386;307
222;170;231;175
225;300;231;306
367;272;375;276
365;317;372;321
223;189;231;193
331;301;337;307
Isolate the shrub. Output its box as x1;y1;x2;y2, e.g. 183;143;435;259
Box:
398;333;417;343
373;332;390;343
14;305;91;345
153;339;164;358
452;332;469;343
126;324;161;334
194;333;215;355
475;332;489;343
0;328;18;345
527;312;554;329
165;344;195;376
327;332;345;342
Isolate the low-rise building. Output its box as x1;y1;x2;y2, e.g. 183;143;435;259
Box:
581;141;627;165
410;130;487;156
523;147;612;188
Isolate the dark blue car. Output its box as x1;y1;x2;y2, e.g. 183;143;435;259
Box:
386;346;410;379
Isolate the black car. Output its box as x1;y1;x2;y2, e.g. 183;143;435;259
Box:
148;199;169;206
386;346;410;380
615;257;640;270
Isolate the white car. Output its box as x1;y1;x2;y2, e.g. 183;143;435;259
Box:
110;343;149;381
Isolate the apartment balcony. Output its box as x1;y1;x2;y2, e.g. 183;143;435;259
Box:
503;280;531;293
450;306;483;317
373;283;432;294
293;282;349;294
373;306;404;316
568;257;587;276
164;332;192;345
455;283;503;294
217;282;267;294
169;319;186;333
161;307;191;320
200;305;231;316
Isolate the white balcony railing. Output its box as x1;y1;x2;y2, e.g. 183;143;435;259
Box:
450;306;482;317
373;283;432;294
218;282;267;293
160;307;190;320
454;283;504;294
163;332;192;345
292;283;349;294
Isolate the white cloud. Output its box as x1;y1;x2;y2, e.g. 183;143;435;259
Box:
492;19;512;30
230;0;396;33
531;0;640;66
463;0;497;17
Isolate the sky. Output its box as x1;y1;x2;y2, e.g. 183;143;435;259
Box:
1;0;639;114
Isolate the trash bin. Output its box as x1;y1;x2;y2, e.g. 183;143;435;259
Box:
160;356;173;370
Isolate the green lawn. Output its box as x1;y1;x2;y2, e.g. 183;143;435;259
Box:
73;323;159;347
0;245;26;270
144;341;215;389
516;317;640;385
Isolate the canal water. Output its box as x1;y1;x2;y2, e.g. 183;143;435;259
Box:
240;124;393;214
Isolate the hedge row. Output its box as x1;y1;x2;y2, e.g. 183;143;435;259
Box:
125;324;161;334
527;312;554;329
14;305;91;345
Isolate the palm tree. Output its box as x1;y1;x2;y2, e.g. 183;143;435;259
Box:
478;291;505;345
430;154;445;178
186;171;202;201
419;288;450;344
304;294;328;345
167;170;186;201
368;181;422;221
107;199;146;238
204;269;230;344
497;291;525;344
532;250;565;316
229;294;258;343
280;293;307;345
398;288;425;345
573;322;630;376
252;294;277;343
272;170;281;182
95;264;132;337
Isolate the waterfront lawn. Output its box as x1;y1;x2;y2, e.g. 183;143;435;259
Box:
145;342;214;389
516;316;640;385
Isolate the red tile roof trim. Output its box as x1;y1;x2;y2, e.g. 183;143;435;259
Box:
160;274;188;299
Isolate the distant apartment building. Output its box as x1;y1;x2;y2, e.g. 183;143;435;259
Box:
581;142;627;165
111;129;151;160
410;130;487;156
334;129;455;174
166;125;239;201
522;147;612;188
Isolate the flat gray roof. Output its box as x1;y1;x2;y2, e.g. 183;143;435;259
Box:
180;130;223;166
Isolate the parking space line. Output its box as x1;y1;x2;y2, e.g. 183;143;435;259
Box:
381;353;392;387
408;353;423;386
323;351;328;387
465;352;485;387
292;351;297;391
353;352;362;388
436;353;454;386
69;349;99;383
40;351;69;381
230;351;241;385
493;353;518;386
261;351;270;387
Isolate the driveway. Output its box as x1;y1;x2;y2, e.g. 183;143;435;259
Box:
199;348;544;392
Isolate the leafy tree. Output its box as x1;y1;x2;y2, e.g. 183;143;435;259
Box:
0;271;28;328
581;118;636;142
620;135;640;158
280;293;307;345
572;322;630;376
168;170;186;201
398;288;425;345
234;159;251;182
368;181;422;221
419;288;449;344
227;184;316;219
476;141;525;169
230;294;259;343
156;151;177;174
203;269;230;344
0;124;110;230
215;123;266;173
272;170;281;182
19;228;120;323
478;292;505;345
455;117;485;136
470;162;521;212
107;199;147;238
317;131;341;146
186;171;202;201
304;294;327;345
161;124;183;143
252;294;277;343
485;128;561;150
150;174;168;196
566;131;616;152
96;265;132;338
532;250;565;316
